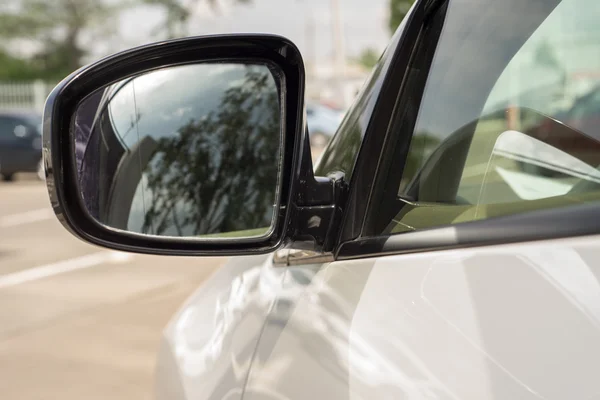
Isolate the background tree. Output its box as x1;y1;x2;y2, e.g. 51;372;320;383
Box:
0;50;40;81
0;0;131;81
142;0;251;39
355;47;380;69
389;0;416;34
0;0;253;81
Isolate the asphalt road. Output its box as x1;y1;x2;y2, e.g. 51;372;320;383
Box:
0;175;224;400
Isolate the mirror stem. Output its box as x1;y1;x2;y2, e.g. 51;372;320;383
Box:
289;129;348;252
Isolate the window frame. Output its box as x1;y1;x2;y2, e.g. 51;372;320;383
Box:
334;0;600;261
324;0;449;248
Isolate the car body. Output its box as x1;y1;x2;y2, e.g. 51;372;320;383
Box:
152;0;600;396
0;110;43;181
305;102;345;147
42;0;600;399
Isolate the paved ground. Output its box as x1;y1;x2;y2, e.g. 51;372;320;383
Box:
0;175;224;400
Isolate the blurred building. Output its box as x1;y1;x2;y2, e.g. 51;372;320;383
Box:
0;81;53;113
305;61;370;110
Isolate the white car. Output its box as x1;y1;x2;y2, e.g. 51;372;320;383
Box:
43;0;600;399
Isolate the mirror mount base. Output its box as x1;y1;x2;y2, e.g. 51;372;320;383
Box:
289;131;348;253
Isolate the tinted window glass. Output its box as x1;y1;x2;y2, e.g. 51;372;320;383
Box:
385;0;600;234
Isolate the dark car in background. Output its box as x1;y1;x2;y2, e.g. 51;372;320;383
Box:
0;110;43;181
306;102;344;147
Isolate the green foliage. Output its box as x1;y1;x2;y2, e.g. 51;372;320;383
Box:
0;0;132;80
355;48;381;69
0;0;254;79
389;0;416;34
0;50;39;81
142;0;252;39
141;0;193;38
398;132;441;192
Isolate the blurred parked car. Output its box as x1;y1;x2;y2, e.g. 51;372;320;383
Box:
306;102;344;147
0;110;43;181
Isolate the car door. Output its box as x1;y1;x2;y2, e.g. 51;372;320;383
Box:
237;0;600;399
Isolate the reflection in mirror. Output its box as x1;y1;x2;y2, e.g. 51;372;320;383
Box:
72;63;282;240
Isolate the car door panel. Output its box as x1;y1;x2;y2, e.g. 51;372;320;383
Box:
243;259;374;400
155;254;278;400
237;235;600;400
350;236;600;399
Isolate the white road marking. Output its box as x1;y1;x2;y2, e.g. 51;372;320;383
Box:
0;251;134;289
0;208;54;228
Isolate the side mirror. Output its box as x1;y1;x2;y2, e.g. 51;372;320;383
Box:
43;34;343;256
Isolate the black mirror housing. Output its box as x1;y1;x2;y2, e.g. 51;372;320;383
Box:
43;34;309;257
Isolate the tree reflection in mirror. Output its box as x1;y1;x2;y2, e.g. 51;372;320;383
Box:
72;63;283;240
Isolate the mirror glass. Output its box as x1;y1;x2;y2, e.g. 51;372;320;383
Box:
72;62;283;240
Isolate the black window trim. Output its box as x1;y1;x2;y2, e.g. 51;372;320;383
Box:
359;0;448;237
336;202;600;260
334;0;449;246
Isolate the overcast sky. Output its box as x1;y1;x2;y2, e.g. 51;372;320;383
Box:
108;0;391;63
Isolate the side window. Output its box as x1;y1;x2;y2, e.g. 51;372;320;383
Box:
385;0;600;234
